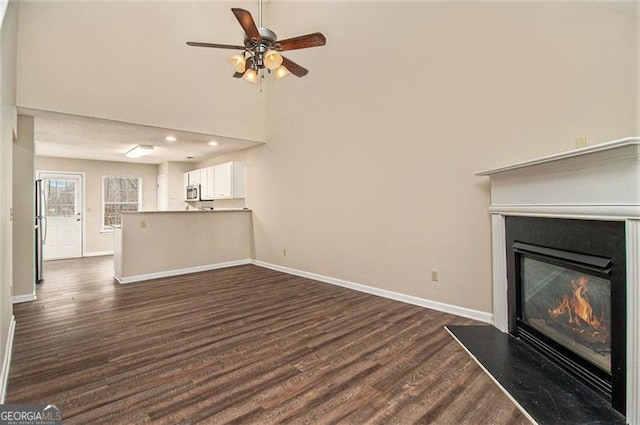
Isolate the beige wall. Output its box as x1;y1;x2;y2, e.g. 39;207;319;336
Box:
115;211;252;280
243;2;638;314
165;161;192;211
13;2;640;320
35;156;158;255
12;115;34;301
0;0;18;399
16;1;266;142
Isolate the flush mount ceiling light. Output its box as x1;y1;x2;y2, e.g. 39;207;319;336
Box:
165;136;177;142
125;145;154;158
208;140;219;146
186;3;326;83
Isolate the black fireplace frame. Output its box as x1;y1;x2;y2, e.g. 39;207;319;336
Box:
505;216;626;414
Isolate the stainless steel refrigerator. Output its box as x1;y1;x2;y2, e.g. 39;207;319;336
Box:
35;179;46;283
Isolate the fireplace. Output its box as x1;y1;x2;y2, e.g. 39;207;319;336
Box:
477;138;640;423
506;216;626;413
519;253;612;374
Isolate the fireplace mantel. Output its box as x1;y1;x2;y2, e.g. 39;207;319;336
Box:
478;137;640;218
477;137;640;424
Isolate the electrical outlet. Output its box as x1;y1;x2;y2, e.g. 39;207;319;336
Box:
575;137;587;149
431;270;439;282
283;248;287;256
141;220;146;228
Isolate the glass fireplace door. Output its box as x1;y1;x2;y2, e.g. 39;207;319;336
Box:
520;256;612;373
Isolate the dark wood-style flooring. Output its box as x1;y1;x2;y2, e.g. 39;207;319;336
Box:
8;256;530;424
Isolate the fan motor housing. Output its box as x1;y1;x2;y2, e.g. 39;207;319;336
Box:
244;27;277;47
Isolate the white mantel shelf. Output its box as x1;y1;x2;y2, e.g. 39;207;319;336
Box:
478;136;640;424
477;137;640;219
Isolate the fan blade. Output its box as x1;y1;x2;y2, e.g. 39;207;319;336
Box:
233;72;244;79
281;56;309;77
231;8;261;42
186;41;245;50
275;33;326;51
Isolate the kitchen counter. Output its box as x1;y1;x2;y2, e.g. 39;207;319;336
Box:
113;209;252;283
126;208;251;213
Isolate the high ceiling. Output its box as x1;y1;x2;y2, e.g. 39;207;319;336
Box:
15;0;638;166
16;0;269;165
22;108;263;165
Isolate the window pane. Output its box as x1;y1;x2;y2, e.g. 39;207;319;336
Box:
45;178;76;217
103;176;140;227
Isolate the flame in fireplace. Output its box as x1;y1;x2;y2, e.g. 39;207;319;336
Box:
549;275;604;332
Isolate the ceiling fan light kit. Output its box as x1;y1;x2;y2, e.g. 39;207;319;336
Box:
186;7;326;83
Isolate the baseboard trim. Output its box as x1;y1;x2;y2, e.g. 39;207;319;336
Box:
12;294;36;304
83;251;113;257
251;260;493;324
115;259;252;284
0;316;16;403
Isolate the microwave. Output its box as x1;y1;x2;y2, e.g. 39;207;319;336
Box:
186;184;200;201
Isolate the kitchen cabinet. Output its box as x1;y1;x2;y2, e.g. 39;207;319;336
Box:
214;162;245;199
201;167;215;200
186;170;201;186
184;162;245;201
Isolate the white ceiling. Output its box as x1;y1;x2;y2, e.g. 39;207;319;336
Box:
20;108;264;165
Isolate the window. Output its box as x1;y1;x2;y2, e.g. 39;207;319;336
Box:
102;176;141;230
45;179;77;217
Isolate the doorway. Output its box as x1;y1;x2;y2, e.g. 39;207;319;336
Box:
38;172;84;260
157;174;168;211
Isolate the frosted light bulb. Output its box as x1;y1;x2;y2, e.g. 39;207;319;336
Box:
264;51;283;70
243;69;258;83
227;55;246;73
274;66;290;80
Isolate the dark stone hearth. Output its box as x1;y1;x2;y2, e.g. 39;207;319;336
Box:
446;325;626;425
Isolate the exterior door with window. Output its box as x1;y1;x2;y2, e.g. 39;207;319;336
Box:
39;173;83;260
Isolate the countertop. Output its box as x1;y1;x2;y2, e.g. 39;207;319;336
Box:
123;209;251;214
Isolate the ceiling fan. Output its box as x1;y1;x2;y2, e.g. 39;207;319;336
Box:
186;8;326;82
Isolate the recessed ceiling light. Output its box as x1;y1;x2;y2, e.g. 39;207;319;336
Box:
208;140;219;147
165;135;177;142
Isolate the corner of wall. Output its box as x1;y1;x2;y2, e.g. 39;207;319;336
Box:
0;315;15;403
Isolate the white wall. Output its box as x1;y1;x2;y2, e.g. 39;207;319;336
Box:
247;2;639;313
16;1;266;142
35;156;158;255
12;115;34;301
0;0;17;400
165;161;193;211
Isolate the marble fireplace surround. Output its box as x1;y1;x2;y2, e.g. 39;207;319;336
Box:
477;137;640;424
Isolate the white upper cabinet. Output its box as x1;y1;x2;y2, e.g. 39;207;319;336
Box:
185;168;211;199
186;170;201;185
184;162;245;201
214;162;245;199
203;167;215;200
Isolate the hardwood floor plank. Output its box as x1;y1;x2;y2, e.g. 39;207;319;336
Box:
7;256;530;424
